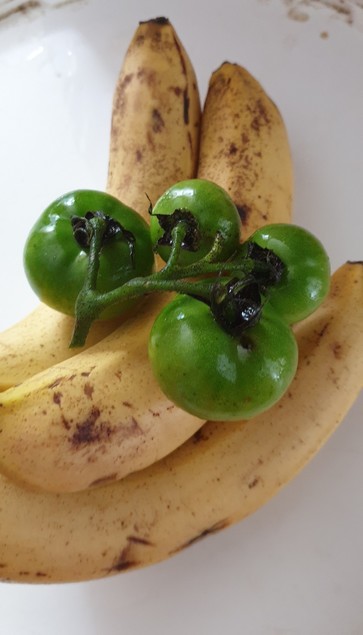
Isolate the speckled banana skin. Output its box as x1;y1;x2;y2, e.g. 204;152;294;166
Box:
106;17;200;219
198;62;293;237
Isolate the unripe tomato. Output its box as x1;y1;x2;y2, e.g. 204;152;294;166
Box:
149;294;298;421
24;190;155;319
241;223;331;324
149;179;242;265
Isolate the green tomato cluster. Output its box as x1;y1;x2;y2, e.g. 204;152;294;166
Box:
23;179;331;422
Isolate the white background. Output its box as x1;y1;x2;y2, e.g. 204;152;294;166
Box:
0;0;362;633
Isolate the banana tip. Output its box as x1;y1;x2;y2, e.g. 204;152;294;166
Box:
347;259;363;266
139;17;170;26
211;61;247;77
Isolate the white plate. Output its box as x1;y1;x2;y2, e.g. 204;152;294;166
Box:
0;1;362;634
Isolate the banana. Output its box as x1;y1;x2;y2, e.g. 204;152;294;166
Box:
107;17;200;219
0;262;361;583
198;62;293;236
0;293;203;493
0;17;201;391
0;19;204;494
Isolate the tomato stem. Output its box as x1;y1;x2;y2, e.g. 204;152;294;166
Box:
86;216;109;290
159;223;188;275
70;218;282;348
70;215;111;347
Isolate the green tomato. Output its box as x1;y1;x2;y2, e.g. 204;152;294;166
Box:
149;179;241;265
241;223;331;324
24;190;154;319
148;294;298;421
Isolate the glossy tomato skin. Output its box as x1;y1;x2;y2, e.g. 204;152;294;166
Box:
242;223;331;324
148;294;298;421
24;190;154;319
149;179;242;265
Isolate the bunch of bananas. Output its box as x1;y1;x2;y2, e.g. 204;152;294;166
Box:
0;18;362;583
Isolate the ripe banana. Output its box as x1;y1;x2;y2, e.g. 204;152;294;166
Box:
107;17;201;219
0;262;361;583
0;17;201;391
0;19;205;494
198;62;293;236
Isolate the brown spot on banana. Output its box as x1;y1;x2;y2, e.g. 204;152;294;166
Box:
83;383;94;399
61;416;71;431
70;408;113;447
172;33;187;76
228;142;238;155
151;108;165;132
107;556;137;573
127;536;154;547
235;203;251;224
80;368;95;377
332;342;343;359
183;88;190;124
106;536;150;573
248;476;261;489
89;473;118;488
113;72;134;116
170;519;231;554
48;377;63;389
53;392;62;405
248;98;271;132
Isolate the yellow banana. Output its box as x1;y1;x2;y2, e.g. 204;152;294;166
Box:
198;62;293;236
0;262;361;583
0;19;203;494
0;17;201;391
107;17;200;219
0;293;203;493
